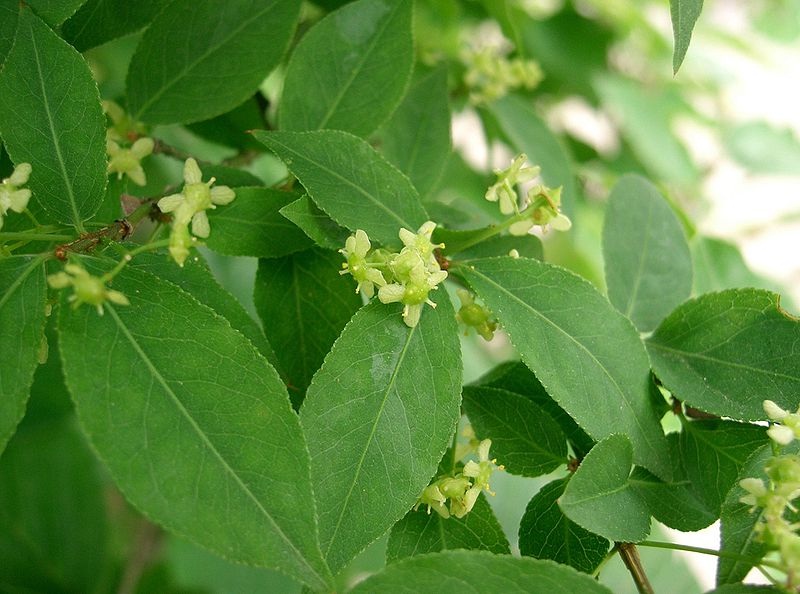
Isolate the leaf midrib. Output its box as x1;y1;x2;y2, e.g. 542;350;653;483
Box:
105;303;326;587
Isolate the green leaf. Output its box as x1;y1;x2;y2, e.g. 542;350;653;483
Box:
25;0;87;26
254;248;361;406
0;419;108;594
717;443;787;584
129;251;279;371
435;226;543;260
460;257;670;479
254;130;428;247
0;256;47;455
0;0;17;67
386;495;510;562
560;435;651;543
62;0;173;52
691;235;785;296
279;195;351;251
707;585;783;594
489;95;577;215
474;361;594;458
381;66;451;198
679;419;767;514
58;264;332;590
629;466;716;532
647;289;800;420
205;187;312;258
126;0;301;124
0;8;107;229
670;0;704;73
201;163;264;188
724;121;800;175
519;478;609;573
349;550;614;594
462;386;567;477
279;0;413;137
300;293;462;573
602;174;692;332
187;96;266;152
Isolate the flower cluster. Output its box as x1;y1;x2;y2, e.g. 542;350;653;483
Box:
416;439;502;519
463;46;543;104
157;158;235;266
738;399;800;588
456;289;497;341
103;100;153;186
339;222;448;328
0;162;32;230
47;262;129;315
485;154;571;236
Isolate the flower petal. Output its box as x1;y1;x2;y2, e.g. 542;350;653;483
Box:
378;283;405;304
183;158;203;185
131;137;155;159
210;185;235;205
8;162;32;185
157;193;184;213
191;211;210;238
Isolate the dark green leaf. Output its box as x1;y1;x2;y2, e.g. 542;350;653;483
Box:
519;478;609;573
647;289;800;420
0;255;47;455
187;97;266;152
254;130;428;247
560;435;651;542
489;95;577;215
254;248;361;405
126;0;301;124
200;164;264;188
717;443;786;584
462;386;567;477
386;495;510;562
300;293;462;573
0;8;107;228
670;0;704;73
279;0;413;137
279;195;351;251
706;585;783;594
724;121;800;175
23;314;74;426
26;0;86;26
62;0;173;51
381;66;451;198
602;174;692;332
129;251;279;371
350;550;614;594
628;467;716;533
680;419;767;514
474;361;594;458
435;226;543;260
0;0;17;67
205;187;312;258
460;258;670;479
0;419;108;594
58;264;332;590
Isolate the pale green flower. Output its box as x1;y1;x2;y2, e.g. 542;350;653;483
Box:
107;137;154;186
456;289;497;341
509;184;572;236
485;154;540;216
398;220;444;271
378;261;448;328
339;229;386;297
763;400;800;446
0;162;32;231
47;262;129;315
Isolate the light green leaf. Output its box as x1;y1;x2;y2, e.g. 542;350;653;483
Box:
670;0;704;73
691;236;784;296
350;550;613;594
300;293;462;573
560;435;651;542
381;66;451;198
386;494;510;562
254;130;428;248
279;195;351;251
602;174;692;332
129;251;279;372
0;8;107;228
724;121;800;175
254;248;361;407
707;584;783;594
679;419;767;514
126;0;301;124
25;0;86;26
279;0;413;137
205;187;312;258
460;257;670;479
0;255;47;455
647;289;800;421
62;0;172;51
462;386;567;477
519;478;609;573
58;264;332;590
489;95;577;215
0;419;108;594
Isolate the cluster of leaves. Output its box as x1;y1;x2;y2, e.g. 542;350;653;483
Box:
1;0;798;593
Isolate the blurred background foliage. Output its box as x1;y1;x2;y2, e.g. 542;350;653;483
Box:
2;0;799;592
